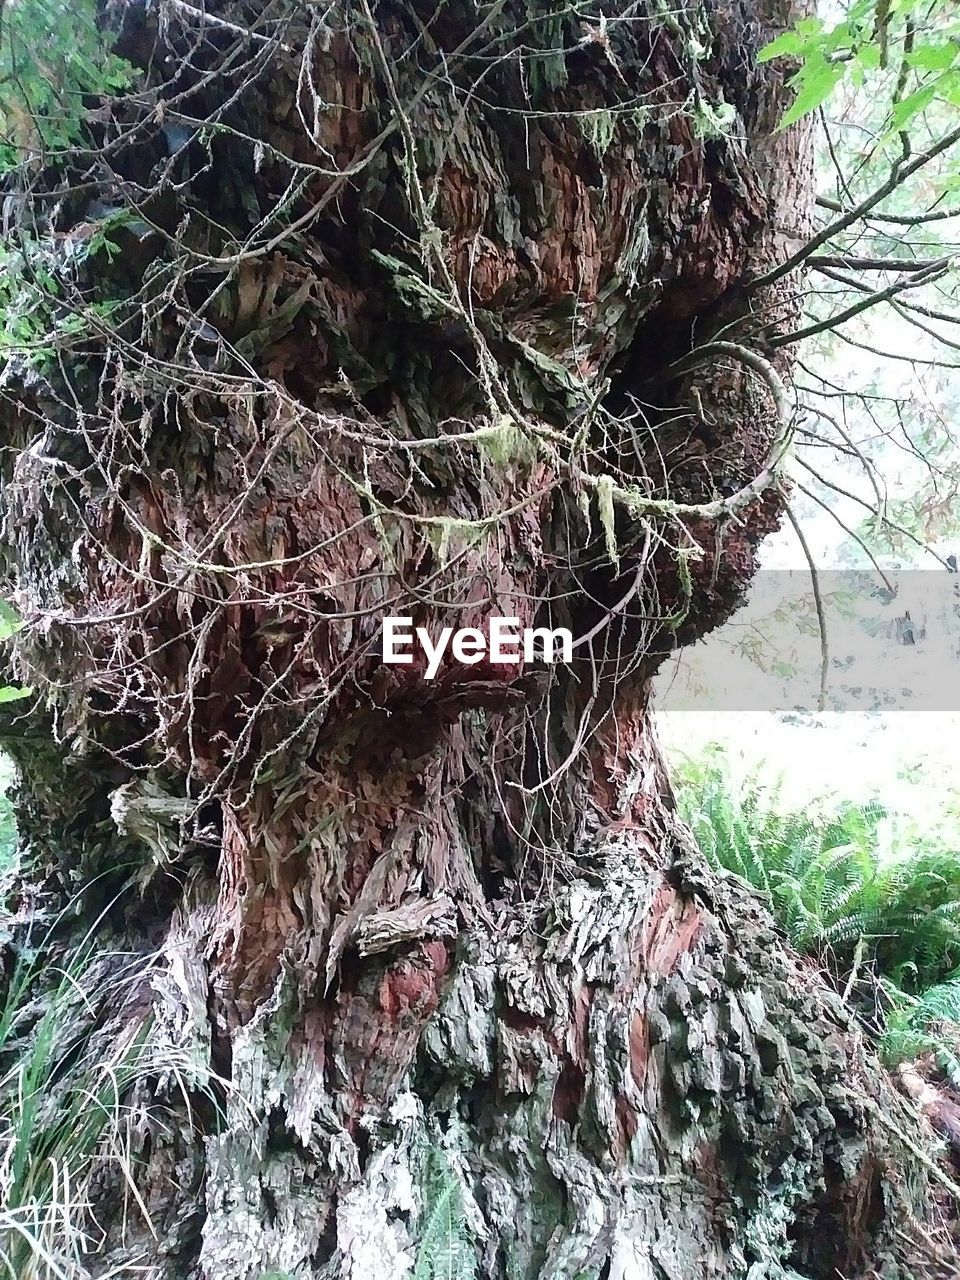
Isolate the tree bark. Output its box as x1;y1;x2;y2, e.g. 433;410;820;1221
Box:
0;2;945;1277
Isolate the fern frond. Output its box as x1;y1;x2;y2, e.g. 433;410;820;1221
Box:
413;1145;477;1280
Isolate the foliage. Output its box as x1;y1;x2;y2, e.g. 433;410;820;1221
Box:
413;1145;476;1280
0;0;133;170
0;937;136;1275
0;904;217;1279
878;975;960;1083
676;747;960;992
0;615;28;712
0;228;128;365
761;0;960;135
674;744;960;1079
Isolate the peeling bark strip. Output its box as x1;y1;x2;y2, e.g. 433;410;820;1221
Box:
0;1;945;1278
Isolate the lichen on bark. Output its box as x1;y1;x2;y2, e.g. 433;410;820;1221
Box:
0;1;949;1278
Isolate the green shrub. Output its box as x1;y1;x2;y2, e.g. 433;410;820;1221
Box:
675;748;960;993
0;0;134;171
674;746;960;1071
878;976;960;1086
0;903;219;1279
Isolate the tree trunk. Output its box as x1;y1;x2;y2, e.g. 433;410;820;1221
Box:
0;2;944;1277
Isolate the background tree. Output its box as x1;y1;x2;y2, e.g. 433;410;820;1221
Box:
0;1;958;1278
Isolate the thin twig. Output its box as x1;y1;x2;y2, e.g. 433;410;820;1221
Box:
783;496;829;713
753;124;960;290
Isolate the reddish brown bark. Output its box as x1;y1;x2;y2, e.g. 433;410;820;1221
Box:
0;2;946;1277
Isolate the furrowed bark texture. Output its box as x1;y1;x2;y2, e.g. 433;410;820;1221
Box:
0;2;944;1278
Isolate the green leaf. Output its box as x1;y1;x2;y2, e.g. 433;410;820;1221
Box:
889;83;937;132
856;43;882;70
0;686;32;704
795;16;826;37
908;42;959;72
0;601;22;642
0;0;136;174
758;31;806;62
778;59;845;129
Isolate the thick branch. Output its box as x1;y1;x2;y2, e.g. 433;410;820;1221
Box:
754;125;960;290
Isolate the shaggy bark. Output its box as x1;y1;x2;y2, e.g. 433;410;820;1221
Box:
0;1;947;1278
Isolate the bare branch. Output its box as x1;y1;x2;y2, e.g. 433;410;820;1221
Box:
753;124;960;290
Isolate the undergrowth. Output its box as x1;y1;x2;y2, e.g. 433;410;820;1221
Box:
0;900;217;1280
674;745;960;1073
